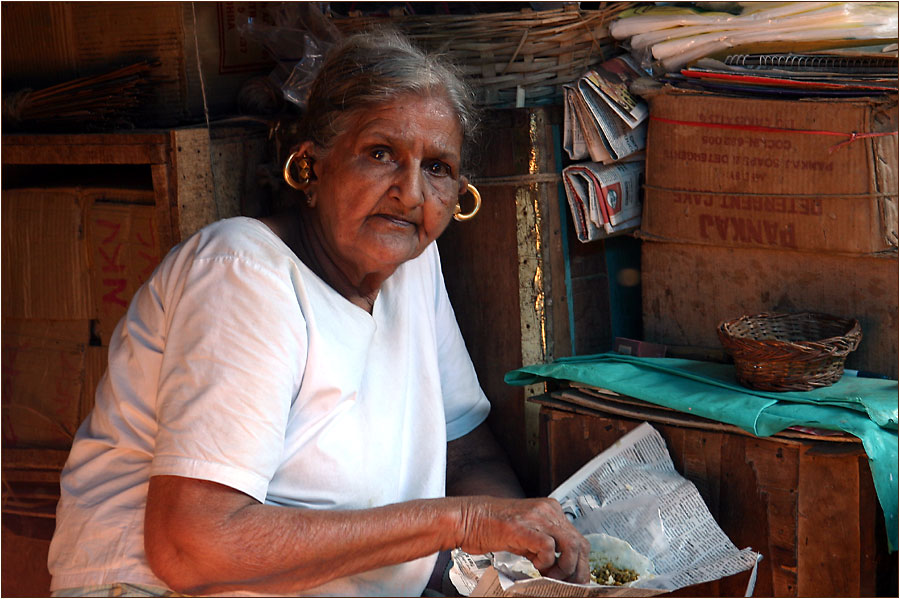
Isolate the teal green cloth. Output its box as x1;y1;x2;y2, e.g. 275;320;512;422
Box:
506;353;898;550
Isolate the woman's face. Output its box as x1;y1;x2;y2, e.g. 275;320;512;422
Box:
303;93;466;281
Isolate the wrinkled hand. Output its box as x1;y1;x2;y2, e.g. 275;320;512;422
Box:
455;496;590;583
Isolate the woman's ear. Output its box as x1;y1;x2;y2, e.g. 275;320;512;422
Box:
284;141;321;203
457;175;470;197
296;141;317;158
297;141;319;172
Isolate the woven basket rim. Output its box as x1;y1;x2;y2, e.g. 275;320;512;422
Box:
333;5;624;25
717;311;862;391
332;12;618;48
717;311;862;357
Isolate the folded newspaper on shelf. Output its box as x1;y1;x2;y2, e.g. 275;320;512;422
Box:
563;86;609;163
449;423;761;597
562;160;644;242
563;55;649;163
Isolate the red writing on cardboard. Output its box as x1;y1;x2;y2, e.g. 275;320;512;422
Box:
94;216;160;310
673;192;822;215
698;112;796;129
136;228;158;283
662;149;730;164
702;135;793;151
98;245;126;273
95;218;129;309
699;214;797;248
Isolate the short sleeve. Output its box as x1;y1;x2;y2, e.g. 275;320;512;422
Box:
150;250;307;502
430;246;491;441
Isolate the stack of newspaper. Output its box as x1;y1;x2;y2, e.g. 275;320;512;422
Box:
562;54;649;242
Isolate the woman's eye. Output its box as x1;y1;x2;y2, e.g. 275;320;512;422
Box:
426;161;451;177
371;148;390;161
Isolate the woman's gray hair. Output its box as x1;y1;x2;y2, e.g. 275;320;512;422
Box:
300;29;481;169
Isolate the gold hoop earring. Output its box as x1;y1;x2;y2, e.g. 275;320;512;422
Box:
453;183;481;222
283;151;313;190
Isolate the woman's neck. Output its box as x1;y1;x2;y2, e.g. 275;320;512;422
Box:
263;211;383;314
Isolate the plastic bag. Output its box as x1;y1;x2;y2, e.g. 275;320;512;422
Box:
237;2;340;109
573;494;668;566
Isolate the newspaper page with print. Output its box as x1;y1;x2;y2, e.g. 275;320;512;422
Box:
449;423;761;597
580;55;649;129
563;56;651;164
575;84;647;163
562;161;643;242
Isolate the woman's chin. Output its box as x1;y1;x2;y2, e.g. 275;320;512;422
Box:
365;231;427;262
350;245;424;276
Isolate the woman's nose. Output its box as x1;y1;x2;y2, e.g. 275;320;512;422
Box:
391;164;425;208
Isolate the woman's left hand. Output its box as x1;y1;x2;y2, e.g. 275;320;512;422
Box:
445;423;590;583
453;495;591;583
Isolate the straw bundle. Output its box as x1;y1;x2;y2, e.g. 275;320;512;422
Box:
2;61;155;131
332;4;635;107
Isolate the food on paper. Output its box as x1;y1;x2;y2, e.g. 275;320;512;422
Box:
591;560;640;586
586;533;653;586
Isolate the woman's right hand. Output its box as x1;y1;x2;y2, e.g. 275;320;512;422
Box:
454;496;590;583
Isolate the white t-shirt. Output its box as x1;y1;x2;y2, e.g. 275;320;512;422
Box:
48;217;490;596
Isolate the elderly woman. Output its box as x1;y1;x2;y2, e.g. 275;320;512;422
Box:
48;31;589;597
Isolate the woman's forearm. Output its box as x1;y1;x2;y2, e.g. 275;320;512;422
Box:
145;472;589;594
145;475;463;595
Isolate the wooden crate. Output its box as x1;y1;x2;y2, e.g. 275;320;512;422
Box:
535;393;896;597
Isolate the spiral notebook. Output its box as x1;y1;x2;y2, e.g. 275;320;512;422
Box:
677;53;898;97
723;52;898;74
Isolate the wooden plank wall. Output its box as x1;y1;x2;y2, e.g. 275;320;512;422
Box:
438;106;617;494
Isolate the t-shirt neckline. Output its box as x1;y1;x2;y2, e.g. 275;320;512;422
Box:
244;216;384;322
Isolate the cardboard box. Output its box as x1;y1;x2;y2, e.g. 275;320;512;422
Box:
642;90;898;254
1;189;93;320
641;240;898;378
1;185;159;445
87;195;162;346
83;345;108;420
1;186;162;337
189;1;278;115
1;320;90;449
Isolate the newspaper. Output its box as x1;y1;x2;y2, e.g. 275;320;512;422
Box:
563;86;611;163
562;161;644;243
563;55;649;163
449;423;761;597
581;55;649;129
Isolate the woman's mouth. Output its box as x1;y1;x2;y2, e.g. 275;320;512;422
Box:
375;214;416;228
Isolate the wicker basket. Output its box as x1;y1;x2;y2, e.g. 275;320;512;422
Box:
331;3;633;107
717;312;862;392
